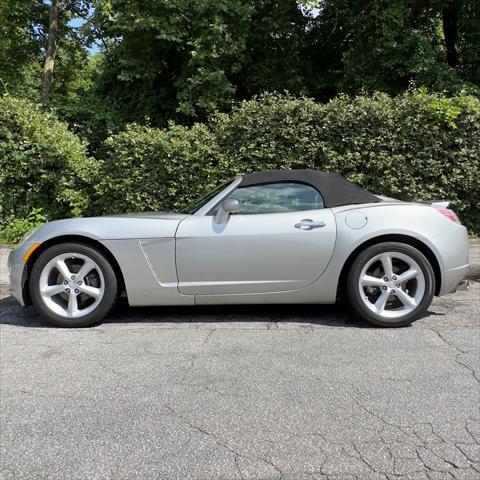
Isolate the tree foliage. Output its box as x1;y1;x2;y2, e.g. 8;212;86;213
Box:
1;1;479;128
0;0;46;96
93;0;255;122
89;0;480;124
334;0;480;94
0;0;94;100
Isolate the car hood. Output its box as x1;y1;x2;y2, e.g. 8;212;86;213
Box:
108;211;187;220
27;213;189;243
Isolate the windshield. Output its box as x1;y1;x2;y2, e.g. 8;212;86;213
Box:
184;181;231;214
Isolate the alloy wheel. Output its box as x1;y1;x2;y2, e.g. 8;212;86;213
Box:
38;252;105;318
358;251;425;319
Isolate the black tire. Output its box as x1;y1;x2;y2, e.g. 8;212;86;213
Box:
29;242;118;327
347;242;435;327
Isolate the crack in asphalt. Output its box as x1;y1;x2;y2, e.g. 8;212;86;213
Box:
163;403;284;480
429;327;480;384
1;287;479;479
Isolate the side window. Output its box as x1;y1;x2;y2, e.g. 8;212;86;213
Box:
225;182;324;215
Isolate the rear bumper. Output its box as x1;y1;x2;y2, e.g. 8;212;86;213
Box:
436;225;469;296
441;264;469;294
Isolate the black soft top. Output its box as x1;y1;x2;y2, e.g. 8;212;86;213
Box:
239;169;380;208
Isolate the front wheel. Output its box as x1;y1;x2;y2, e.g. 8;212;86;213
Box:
347;242;435;327
29;242;118;327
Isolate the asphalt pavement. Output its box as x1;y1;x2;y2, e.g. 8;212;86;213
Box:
1;284;479;480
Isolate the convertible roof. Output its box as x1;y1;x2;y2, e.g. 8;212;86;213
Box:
239;169;381;208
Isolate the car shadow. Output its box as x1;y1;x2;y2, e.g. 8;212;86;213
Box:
106;300;370;328
1;294;441;329
0;295;377;329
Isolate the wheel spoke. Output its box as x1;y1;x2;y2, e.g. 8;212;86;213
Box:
77;259;95;281
380;254;394;278
396;268;418;284
374;291;389;314
67;292;78;316
55;259;72;281
394;287;417;308
77;284;101;299
41;284;65;297
361;275;385;287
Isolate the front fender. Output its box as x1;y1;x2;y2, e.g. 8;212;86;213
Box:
9;213;189;307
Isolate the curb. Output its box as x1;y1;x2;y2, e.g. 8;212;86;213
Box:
0;247;10;286
468;237;480;280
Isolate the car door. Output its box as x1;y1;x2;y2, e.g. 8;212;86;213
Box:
175;182;336;295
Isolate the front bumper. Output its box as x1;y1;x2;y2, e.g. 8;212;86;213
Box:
7;243;35;307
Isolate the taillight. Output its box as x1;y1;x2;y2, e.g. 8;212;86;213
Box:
436;207;461;224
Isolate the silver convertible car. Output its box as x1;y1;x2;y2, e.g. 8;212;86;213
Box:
8;169;469;328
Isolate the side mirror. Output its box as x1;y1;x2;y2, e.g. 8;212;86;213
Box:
214;199;239;224
222;199;240;214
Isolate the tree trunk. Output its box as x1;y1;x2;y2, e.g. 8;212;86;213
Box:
42;0;60;102
442;0;460;68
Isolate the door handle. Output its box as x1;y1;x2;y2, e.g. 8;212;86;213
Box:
294;219;326;230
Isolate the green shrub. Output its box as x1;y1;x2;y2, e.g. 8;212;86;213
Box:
98;91;479;232
0;95;98;226
95;123;221;214
314;91;480;232
6;92;475;234
211;91;480;232
210;94;323;176
0;208;47;245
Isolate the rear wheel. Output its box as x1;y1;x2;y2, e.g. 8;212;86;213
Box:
347;242;435;327
29;243;117;327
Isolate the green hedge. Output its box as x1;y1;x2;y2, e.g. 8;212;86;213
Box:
95;123;221;214
98;91;480;232
0;96;97;229
315;92;480;232
1;91;479;241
